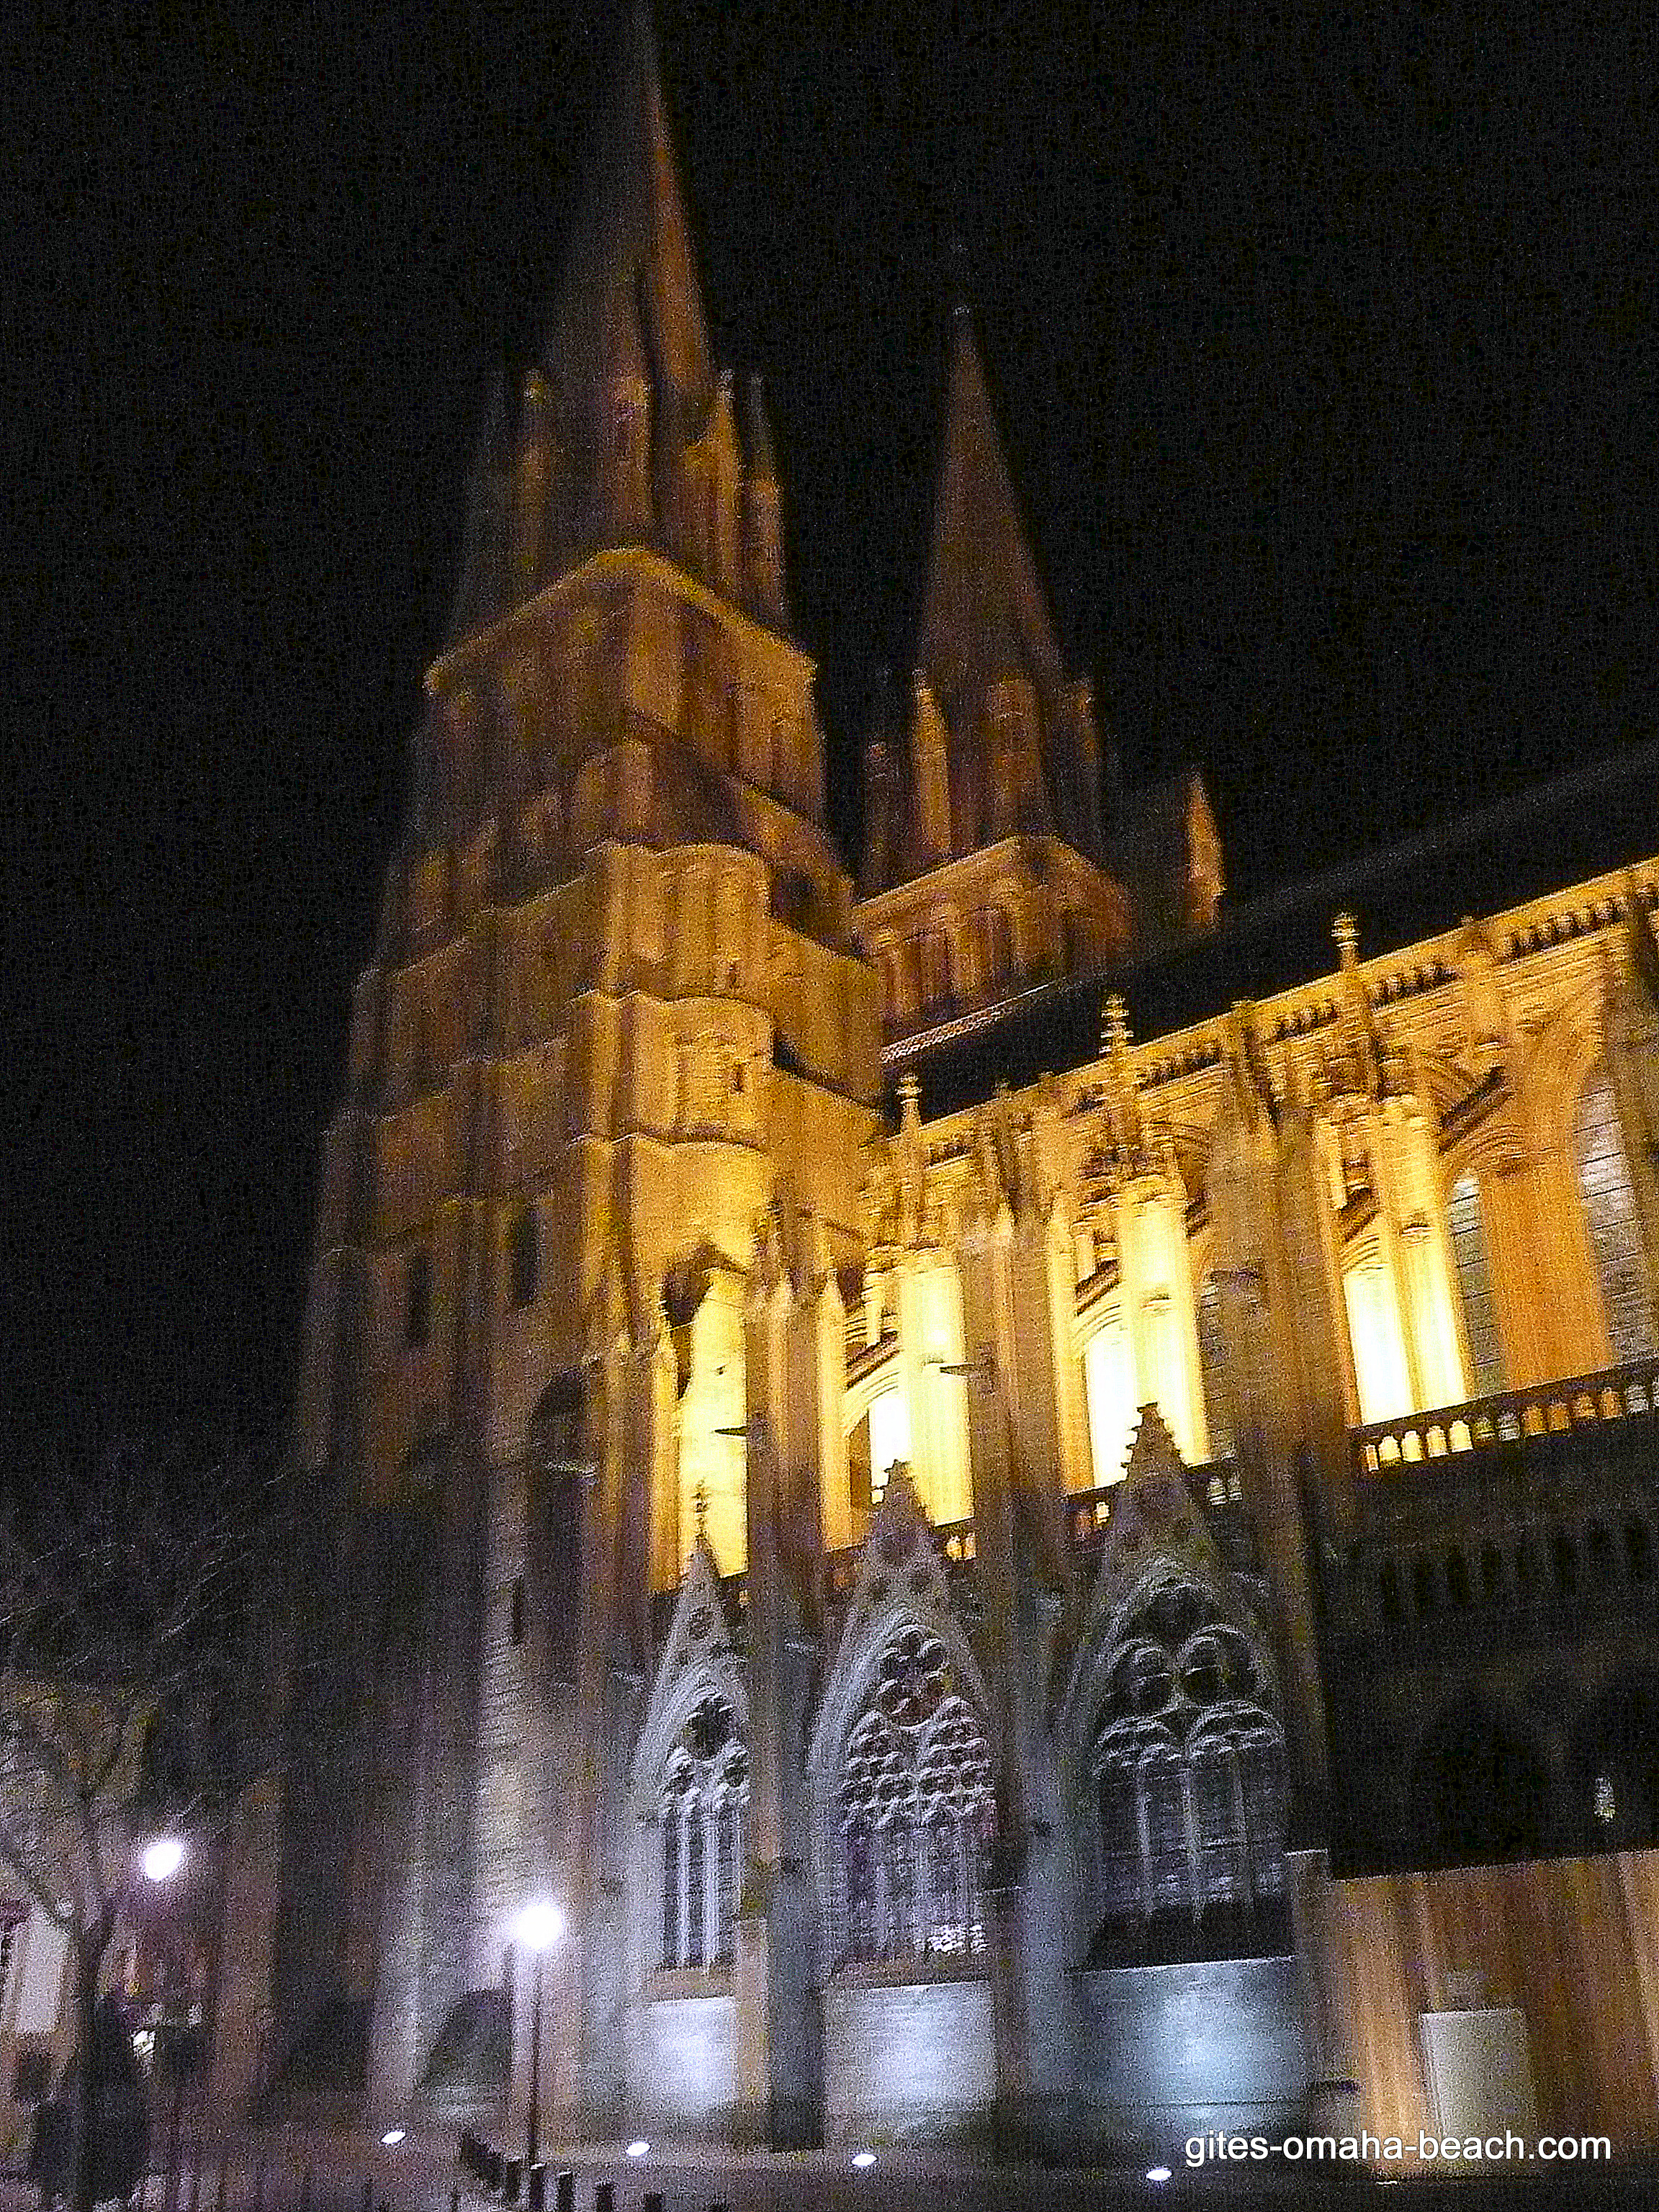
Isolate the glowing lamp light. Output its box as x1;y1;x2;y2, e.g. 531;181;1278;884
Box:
1146;2168;1173;2185
142;1836;184;1884
851;2151;876;2170
625;2141;649;2160
379;2130;405;2148
514;1899;565;1952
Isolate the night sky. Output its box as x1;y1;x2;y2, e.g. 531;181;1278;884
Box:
6;1;1655;1465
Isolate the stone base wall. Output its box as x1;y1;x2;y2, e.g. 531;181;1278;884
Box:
822;1978;997;2143
631;1994;737;2136
1072;1956;1308;2152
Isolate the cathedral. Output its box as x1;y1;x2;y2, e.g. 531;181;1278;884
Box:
220;5;1659;2163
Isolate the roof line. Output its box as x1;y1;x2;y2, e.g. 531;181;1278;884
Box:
1213;737;1659;947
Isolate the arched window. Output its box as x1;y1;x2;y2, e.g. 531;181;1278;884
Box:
917;928;954;1013
405;1249;433;1348
832;1627;994;1965
508;1203;539;1309
657;1696;747;1972
1573;1071;1657;1361
1195;1274;1234;1462
1089;1581;1287;1963
976;906;1015;994
876;947;900;1023
1447;1173;1505;1395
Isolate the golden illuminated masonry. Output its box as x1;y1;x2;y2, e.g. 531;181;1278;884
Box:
243;5;1659;2162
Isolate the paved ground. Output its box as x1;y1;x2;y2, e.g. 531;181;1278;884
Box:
6;2128;1659;2212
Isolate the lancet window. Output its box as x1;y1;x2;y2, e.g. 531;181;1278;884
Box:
1091;1579;1287;1961
976;904;1015;992
1195;1274;1234;1463
832;1627;994;1966
1573;1071;1657;1362
917;928;954;1013
658;1696;747;1973
508;1203;539;1309
1447;1173;1505;1395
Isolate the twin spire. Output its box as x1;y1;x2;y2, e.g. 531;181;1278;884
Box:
862;310;1109;891
446;8;1118;902
448;2;786;639
541;0;714;428
917;309;1066;736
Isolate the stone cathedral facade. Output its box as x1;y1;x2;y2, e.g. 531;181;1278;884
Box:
239;10;1659;2160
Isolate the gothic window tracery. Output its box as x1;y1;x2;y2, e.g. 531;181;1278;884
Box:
832;1627;994;1966
657;1696;747;1972
1573;1071;1657;1362
1089;1579;1286;1961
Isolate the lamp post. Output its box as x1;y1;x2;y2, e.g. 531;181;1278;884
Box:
140;1836;189;2212
513;1901;564;2167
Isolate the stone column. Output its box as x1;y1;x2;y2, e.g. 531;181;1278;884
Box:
734;1220;822;2146
549;1278;631;2135
956;1202;1035;2150
1380;1097;1469;1411
1606;904;1659;1304
1206;1036;1338;1835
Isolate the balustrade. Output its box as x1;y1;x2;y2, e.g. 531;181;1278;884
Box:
1354;1354;1659;1477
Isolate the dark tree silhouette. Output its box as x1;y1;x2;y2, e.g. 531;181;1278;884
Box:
0;1447;286;2212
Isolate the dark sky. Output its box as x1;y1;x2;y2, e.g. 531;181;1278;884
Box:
6;0;1655;1462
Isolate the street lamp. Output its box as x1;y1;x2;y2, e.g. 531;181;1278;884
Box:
143;1835;185;1885
513;1900;564;2167
140;1837;190;2212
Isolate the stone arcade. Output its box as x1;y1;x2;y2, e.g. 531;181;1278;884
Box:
239;6;1659;2161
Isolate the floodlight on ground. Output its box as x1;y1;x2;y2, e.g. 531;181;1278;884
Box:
380;2130;405;2148
625;2141;649;2159
851;2151;876;2169
1146;2167;1172;2185
143;1835;185;1883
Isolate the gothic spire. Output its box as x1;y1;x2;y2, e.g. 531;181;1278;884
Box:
444;6;773;639
916;310;1064;732
541;0;715;431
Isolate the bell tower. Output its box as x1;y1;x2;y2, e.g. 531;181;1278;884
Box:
855;312;1136;1040
276;1;880;2126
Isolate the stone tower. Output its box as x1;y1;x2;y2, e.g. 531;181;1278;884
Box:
857;312;1136;1039
274;3;880;2123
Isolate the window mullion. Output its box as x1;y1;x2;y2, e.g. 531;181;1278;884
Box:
1181;1758;1202;1924
1231;1746;1252;1911
678;1798;691;1969
709;1797;721;1967
912;1802;927;1958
